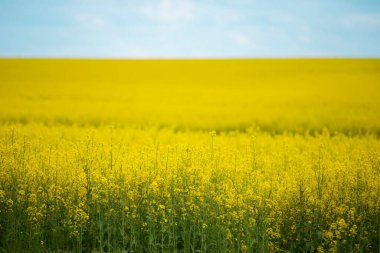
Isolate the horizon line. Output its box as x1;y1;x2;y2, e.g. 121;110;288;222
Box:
1;56;380;60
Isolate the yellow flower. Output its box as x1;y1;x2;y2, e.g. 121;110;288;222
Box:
337;218;347;230
349;225;357;237
241;243;248;252
226;229;233;241
323;231;333;241
317;246;324;253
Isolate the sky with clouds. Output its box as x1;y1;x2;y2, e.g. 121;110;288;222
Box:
0;0;379;58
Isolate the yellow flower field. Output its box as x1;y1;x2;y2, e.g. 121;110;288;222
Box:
0;59;379;252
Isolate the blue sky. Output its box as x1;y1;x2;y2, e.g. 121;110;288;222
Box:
0;0;379;58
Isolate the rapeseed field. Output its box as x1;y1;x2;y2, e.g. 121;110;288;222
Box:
0;59;379;252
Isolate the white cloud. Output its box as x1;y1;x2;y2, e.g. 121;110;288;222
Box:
75;13;106;29
230;32;251;46
265;11;294;24
298;35;311;44
340;13;380;29
140;0;195;22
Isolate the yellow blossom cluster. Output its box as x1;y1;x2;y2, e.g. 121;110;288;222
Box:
0;125;379;252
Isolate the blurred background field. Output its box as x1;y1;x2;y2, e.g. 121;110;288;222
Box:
1;59;379;134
